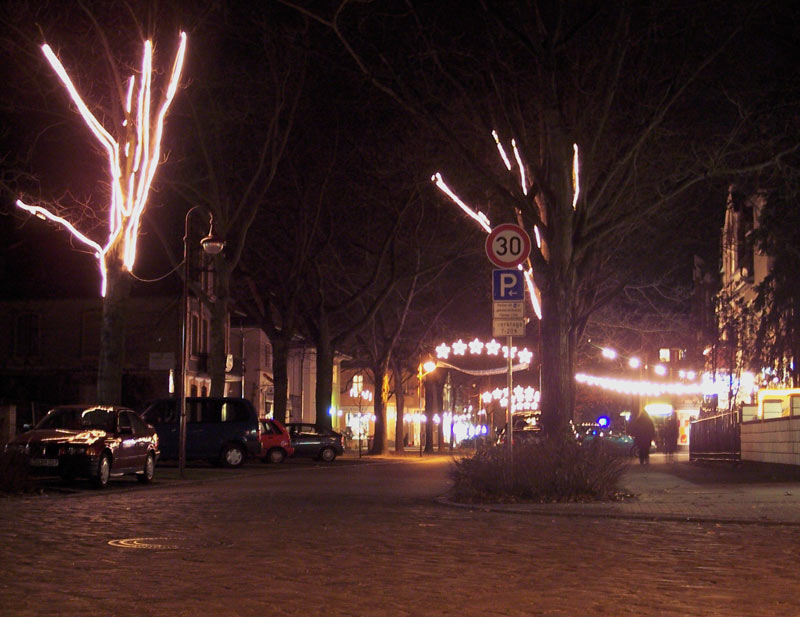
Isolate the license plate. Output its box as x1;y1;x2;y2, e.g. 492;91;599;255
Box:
29;458;59;468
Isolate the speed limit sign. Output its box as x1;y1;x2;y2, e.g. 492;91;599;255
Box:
485;224;531;268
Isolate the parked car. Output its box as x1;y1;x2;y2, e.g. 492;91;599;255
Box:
285;423;344;462
141;397;261;468
576;424;635;456
260;418;294;463
496;424;544;447
4;404;159;488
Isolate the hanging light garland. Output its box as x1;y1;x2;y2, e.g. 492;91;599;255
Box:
435;338;533;365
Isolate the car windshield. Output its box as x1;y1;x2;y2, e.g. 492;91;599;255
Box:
36;407;115;432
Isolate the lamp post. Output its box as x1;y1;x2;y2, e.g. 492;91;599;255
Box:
179;206;224;479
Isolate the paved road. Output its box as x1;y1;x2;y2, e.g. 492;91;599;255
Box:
1;456;799;617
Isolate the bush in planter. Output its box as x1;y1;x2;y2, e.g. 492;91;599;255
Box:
0;450;32;493
449;437;627;503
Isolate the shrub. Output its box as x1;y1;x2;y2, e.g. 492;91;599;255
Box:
449;437;627;503
0;450;32;494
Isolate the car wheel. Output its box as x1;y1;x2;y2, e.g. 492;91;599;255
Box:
92;453;111;488
137;452;155;484
266;448;286;464
319;447;336;462
221;444;245;468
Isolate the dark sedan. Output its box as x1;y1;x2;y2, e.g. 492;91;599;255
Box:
285;423;344;462
4;405;159;488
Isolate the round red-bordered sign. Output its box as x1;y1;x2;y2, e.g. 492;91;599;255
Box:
485;224;531;268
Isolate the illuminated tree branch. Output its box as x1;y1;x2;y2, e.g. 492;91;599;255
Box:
432;130;578;321
16;32;187;296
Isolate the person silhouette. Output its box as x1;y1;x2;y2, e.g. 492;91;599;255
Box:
630;411;656;464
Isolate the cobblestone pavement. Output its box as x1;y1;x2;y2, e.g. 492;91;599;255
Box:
1;455;799;617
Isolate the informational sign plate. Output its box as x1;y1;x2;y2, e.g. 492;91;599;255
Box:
492;301;524;319
493;319;526;337
149;352;175;371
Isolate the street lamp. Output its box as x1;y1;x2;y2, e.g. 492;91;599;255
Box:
179;206;224;478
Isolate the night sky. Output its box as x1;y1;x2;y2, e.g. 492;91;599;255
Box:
1;0;797;343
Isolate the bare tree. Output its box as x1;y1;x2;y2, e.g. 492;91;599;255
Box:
3;4;187;404
166;5;306;396
283;0;800;437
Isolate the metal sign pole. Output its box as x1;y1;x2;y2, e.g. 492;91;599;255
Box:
507;335;513;464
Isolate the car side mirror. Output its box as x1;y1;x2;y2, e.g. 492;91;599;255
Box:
22;424;32;432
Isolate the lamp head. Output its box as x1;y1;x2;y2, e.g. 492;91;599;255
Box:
200;215;225;255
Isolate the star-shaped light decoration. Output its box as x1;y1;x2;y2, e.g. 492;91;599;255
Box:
435;343;451;359
486;339;501;355
518;348;533;365
502;345;518;359
452;339;467;356
468;338;484;355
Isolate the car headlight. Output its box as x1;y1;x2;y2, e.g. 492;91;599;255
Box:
59;445;88;456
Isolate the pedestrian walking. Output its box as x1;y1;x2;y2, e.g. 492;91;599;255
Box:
630;410;656;464
663;411;679;461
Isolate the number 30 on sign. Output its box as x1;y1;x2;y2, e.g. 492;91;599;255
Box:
485;224;531;268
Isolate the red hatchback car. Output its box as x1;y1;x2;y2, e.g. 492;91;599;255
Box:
259;418;294;463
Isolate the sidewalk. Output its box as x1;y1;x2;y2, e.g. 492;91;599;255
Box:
445;452;800;525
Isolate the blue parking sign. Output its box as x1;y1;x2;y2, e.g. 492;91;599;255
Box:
492;269;524;301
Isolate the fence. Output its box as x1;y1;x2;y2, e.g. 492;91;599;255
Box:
689;410;740;462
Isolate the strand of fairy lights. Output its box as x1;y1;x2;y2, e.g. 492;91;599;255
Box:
16;32;187;296
432;133;581;321
575;373;704;397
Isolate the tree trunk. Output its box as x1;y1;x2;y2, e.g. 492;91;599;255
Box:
392;358;405;453
97;261;131;405
538;281;576;438
423;369;441;453
315;333;334;429
370;367;389;455
271;335;290;424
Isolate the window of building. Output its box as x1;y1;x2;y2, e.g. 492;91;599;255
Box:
81;310;102;357
14;312;40;357
762;399;783;420
191;313;200;356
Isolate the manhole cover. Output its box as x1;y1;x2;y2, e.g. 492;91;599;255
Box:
108;537;179;550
